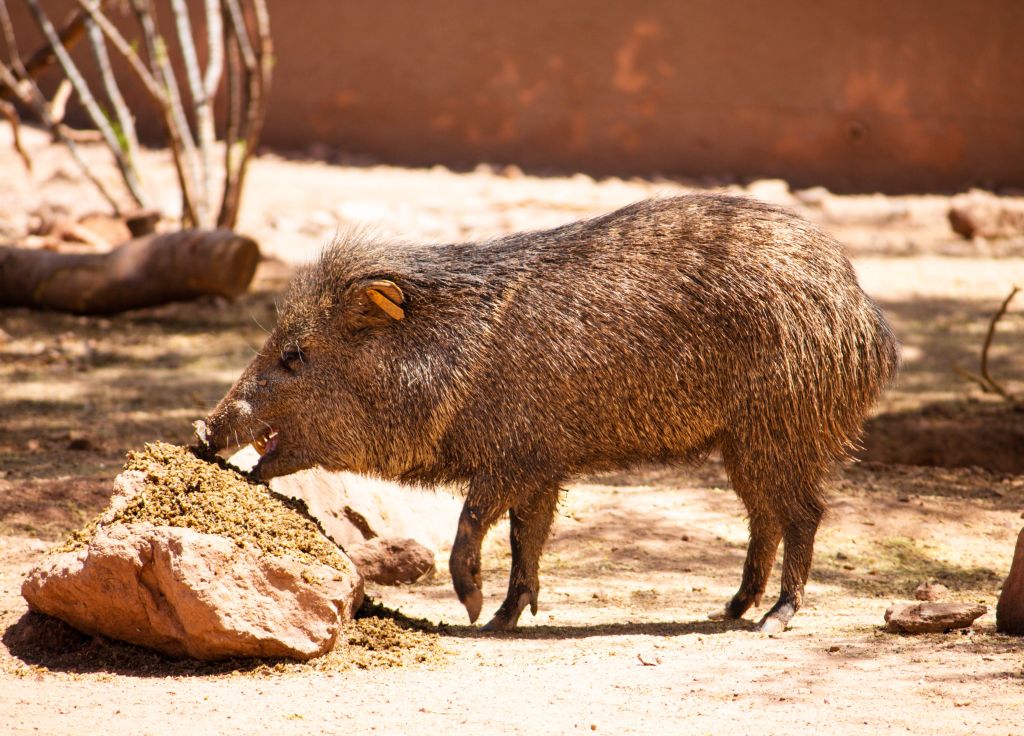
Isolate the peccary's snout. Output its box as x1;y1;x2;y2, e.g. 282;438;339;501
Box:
196;395;254;453
195;368;300;479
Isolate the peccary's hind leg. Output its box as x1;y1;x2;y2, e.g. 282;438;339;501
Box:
714;440;784;622
718;508;782;620
483;484;560;631
757;495;824;634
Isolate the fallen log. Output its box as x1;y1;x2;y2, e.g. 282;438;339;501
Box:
0;229;259;314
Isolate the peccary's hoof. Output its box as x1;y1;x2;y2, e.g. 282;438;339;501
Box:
707;607;730;621
482;592;533;632
756;615;787;635
462;588;483;624
481;616;515;632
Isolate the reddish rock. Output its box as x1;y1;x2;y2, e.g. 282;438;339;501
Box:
22;523;364;661
348;537;436;585
914;581;949;601
949;192;1024;239
884;601;987;634
997;527;1024;635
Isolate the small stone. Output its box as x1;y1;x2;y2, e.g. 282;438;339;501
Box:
746;179;797;208
794;186;831;207
914;582;949;601
66;432;94;451
347;537;435;585
76;212;132;244
883;602;987;634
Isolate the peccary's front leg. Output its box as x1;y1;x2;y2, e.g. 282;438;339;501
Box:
449;476;514;623
483;483;560;631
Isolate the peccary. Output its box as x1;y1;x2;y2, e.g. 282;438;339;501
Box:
200;194;898;633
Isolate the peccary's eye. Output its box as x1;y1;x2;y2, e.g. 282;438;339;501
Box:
279;345;305;373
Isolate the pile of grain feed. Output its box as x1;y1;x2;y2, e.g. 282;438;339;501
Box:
44;442;444;670
60;442;343;569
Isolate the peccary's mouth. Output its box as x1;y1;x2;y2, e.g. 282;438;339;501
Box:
193;418;279;462
252;428;279;458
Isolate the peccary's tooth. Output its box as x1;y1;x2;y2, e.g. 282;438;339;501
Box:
253;435;267;456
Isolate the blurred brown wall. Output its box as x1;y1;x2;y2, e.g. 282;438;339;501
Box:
9;1;1024;192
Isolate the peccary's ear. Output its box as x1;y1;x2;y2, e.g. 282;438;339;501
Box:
349;279;405;327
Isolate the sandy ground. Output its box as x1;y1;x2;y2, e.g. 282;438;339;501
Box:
1;127;1023;735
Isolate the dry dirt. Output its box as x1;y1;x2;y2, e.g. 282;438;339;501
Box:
1;127;1023;735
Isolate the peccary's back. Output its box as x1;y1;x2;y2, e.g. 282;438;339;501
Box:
413;195;898;476
308;194;897;483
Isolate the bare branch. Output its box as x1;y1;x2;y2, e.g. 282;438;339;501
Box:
169;0;213;226
84;15;144;193
0;97;31;170
75;1;165;102
0;61;122;213
23;0;147;208
75;0;204;223
22;8;88;80
48;79;72;123
222;9;242;211
217;0;271;228
955;285;1021;404
980;286;1021;400
130;0;201;225
0;0;25;77
200;0;224;226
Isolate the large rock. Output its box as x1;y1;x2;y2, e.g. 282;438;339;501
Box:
997;527;1024;635
884;601;987;634
348;537;436;585
269;467;461;551
22;523;364;660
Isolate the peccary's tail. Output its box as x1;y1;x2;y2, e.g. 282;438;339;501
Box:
848;297;900;452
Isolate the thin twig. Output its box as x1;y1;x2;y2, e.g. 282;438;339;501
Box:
23;0;146;208
84;14;145;202
218;0;253;227
21;8;88;81
201;0;224;222
75;1;164;101
218;0;271;228
0;61;122;212
1;4;89;100
169;0;212;226
0;0;26;77
979;286;1020;397
0;97;30;169
222;12;241;194
955;286;1021;403
129;0;201;225
48;79;72;123
76;0;197;222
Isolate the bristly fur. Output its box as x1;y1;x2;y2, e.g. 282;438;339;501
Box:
206;193;899;631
